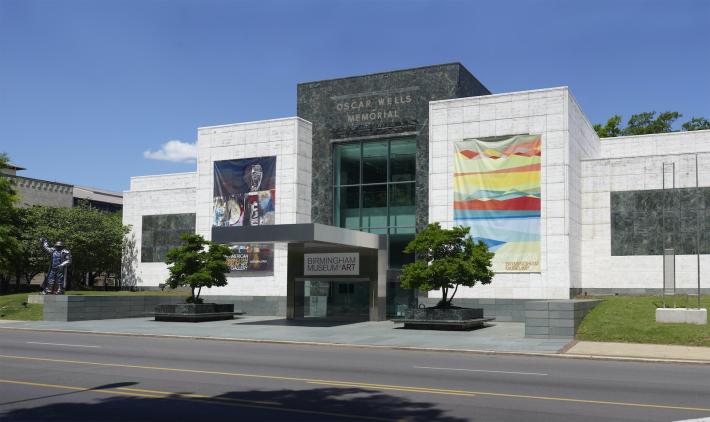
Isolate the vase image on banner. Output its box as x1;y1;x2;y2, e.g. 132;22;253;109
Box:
453;135;541;272
213;157;276;227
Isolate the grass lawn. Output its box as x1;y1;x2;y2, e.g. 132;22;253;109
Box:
0;293;43;320
576;295;710;347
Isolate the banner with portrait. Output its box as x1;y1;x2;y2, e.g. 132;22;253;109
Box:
214;156;276;275
213;156;276;227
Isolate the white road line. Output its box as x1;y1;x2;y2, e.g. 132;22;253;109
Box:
26;341;101;349
413;366;548;376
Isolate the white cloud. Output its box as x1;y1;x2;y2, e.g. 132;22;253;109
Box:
143;140;197;163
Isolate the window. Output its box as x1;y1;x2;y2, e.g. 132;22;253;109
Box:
333;138;416;268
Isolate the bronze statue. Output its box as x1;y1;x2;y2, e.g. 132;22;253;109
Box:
41;238;72;295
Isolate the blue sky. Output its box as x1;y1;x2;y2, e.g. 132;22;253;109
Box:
1;0;708;191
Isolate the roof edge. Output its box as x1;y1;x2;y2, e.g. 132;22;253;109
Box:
297;62;467;86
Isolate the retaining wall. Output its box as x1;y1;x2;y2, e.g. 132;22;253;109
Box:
42;295;287;321
43;296;186;321
524;299;601;338
418;298;529;322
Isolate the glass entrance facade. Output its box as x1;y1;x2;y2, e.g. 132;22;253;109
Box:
333;138;417;317
303;280;369;320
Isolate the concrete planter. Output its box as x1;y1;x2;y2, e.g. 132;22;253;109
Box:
398;307;490;330
154;303;236;322
655;308;707;325
404;307;483;321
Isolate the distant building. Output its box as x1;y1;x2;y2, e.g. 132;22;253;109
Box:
3;164;122;211
72;185;123;212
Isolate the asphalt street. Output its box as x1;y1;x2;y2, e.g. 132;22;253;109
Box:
0;328;708;421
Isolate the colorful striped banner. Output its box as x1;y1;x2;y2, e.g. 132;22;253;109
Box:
454;135;541;272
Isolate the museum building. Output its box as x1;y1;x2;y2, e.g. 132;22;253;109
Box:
123;63;710;321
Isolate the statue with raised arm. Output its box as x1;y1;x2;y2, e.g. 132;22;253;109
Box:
41;238;72;295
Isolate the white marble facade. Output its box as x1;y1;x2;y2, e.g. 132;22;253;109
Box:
125;88;710;299
580;131;710;293
430;87;710;299
123;117;312;297
123;172;197;288
429;87;595;299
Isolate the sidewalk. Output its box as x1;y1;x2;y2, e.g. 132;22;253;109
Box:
565;341;710;362
2;317;709;363
0;316;569;354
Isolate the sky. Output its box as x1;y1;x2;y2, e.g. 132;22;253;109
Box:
1;0;708;192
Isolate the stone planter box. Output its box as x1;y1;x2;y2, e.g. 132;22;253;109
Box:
656;308;707;325
396;307;492;330
154;303;238;322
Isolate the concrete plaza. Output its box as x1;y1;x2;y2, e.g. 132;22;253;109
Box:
0;316;570;354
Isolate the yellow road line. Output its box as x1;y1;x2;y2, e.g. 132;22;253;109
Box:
0;379;398;422
0;353;316;383
1;354;709;413
0;379;164;399
308;381;478;398
115;386;280;406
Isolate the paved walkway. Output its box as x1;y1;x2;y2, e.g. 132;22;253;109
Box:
566;341;710;362
0;316;570;353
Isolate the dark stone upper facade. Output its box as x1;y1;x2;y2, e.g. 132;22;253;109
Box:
297;63;490;229
141;213;196;262
611;187;710;255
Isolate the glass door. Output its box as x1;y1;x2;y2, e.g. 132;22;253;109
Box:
303;279;369;320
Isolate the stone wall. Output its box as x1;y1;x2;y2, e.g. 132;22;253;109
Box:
204;295;286;316
418;298;528;322
122;172;197;288
610;187;710;255
524;299;601;338
297;63;490;231
195;117;312;297
10;176;74;208
580;131;710;293
429;87;596;299
42;295;286;321
140;213;196;262
43;295;186;321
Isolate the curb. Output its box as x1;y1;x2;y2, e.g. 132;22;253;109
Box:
1;326;709;365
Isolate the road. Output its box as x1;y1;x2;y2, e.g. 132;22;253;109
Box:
0;328;708;421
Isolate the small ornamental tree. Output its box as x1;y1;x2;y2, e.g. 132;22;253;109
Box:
165;234;231;303
400;223;494;308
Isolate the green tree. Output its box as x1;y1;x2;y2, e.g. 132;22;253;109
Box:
62;202;127;287
594;112;710;138
400;223;494;308
593;115;623;138
165;234;231;303
13;207;50;286
682;117;710;131
12;204;128;290
0;153;22;293
623;111;681;136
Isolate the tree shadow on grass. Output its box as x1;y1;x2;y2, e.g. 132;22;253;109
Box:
0;385;468;422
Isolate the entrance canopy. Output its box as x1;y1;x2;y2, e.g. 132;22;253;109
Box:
212;223;386;250
212;223;388;321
